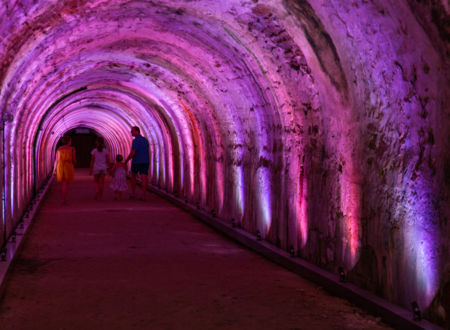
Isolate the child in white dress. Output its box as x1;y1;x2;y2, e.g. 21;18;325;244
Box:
90;137;110;200
109;154;128;200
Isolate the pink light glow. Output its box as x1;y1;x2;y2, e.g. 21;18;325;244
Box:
297;166;308;247
215;161;224;213
181;101;200;198
340;178;362;269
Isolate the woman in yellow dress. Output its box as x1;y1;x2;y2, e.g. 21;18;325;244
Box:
56;135;76;204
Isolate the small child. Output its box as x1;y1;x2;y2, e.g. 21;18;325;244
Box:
109;154;128;200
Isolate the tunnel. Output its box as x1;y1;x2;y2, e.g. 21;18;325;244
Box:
0;0;449;327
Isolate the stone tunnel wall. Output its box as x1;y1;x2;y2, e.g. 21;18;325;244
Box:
0;0;448;326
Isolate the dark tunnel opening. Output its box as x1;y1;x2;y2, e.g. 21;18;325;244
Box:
62;128;101;168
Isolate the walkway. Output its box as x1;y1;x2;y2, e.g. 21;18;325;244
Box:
0;170;390;329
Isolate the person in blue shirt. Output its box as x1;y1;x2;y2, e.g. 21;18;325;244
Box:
125;126;150;200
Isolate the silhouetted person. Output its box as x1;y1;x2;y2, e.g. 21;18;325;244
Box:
89;137;111;200
55;135;76;204
125;126;150;200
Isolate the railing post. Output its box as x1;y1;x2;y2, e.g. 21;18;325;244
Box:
1;113;13;250
0;116;5;249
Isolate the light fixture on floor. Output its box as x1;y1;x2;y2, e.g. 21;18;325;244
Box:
25;205;31;218
256;229;262;241
412;301;421;321
2;113;13;122
0;247;6;261
338;267;345;282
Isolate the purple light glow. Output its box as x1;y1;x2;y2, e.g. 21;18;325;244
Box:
398;177;440;308
256;166;272;237
235;167;245;219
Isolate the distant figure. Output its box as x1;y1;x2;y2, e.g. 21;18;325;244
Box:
56;135;76;204
89;137;110;200
125;126;150;200
109;154;128;200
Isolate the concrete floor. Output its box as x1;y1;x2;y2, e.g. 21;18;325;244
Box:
0;170;391;329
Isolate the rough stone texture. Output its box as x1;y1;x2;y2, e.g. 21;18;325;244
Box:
0;0;448;326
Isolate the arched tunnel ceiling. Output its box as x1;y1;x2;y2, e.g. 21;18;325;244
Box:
1;0;449;325
1;0;447;161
